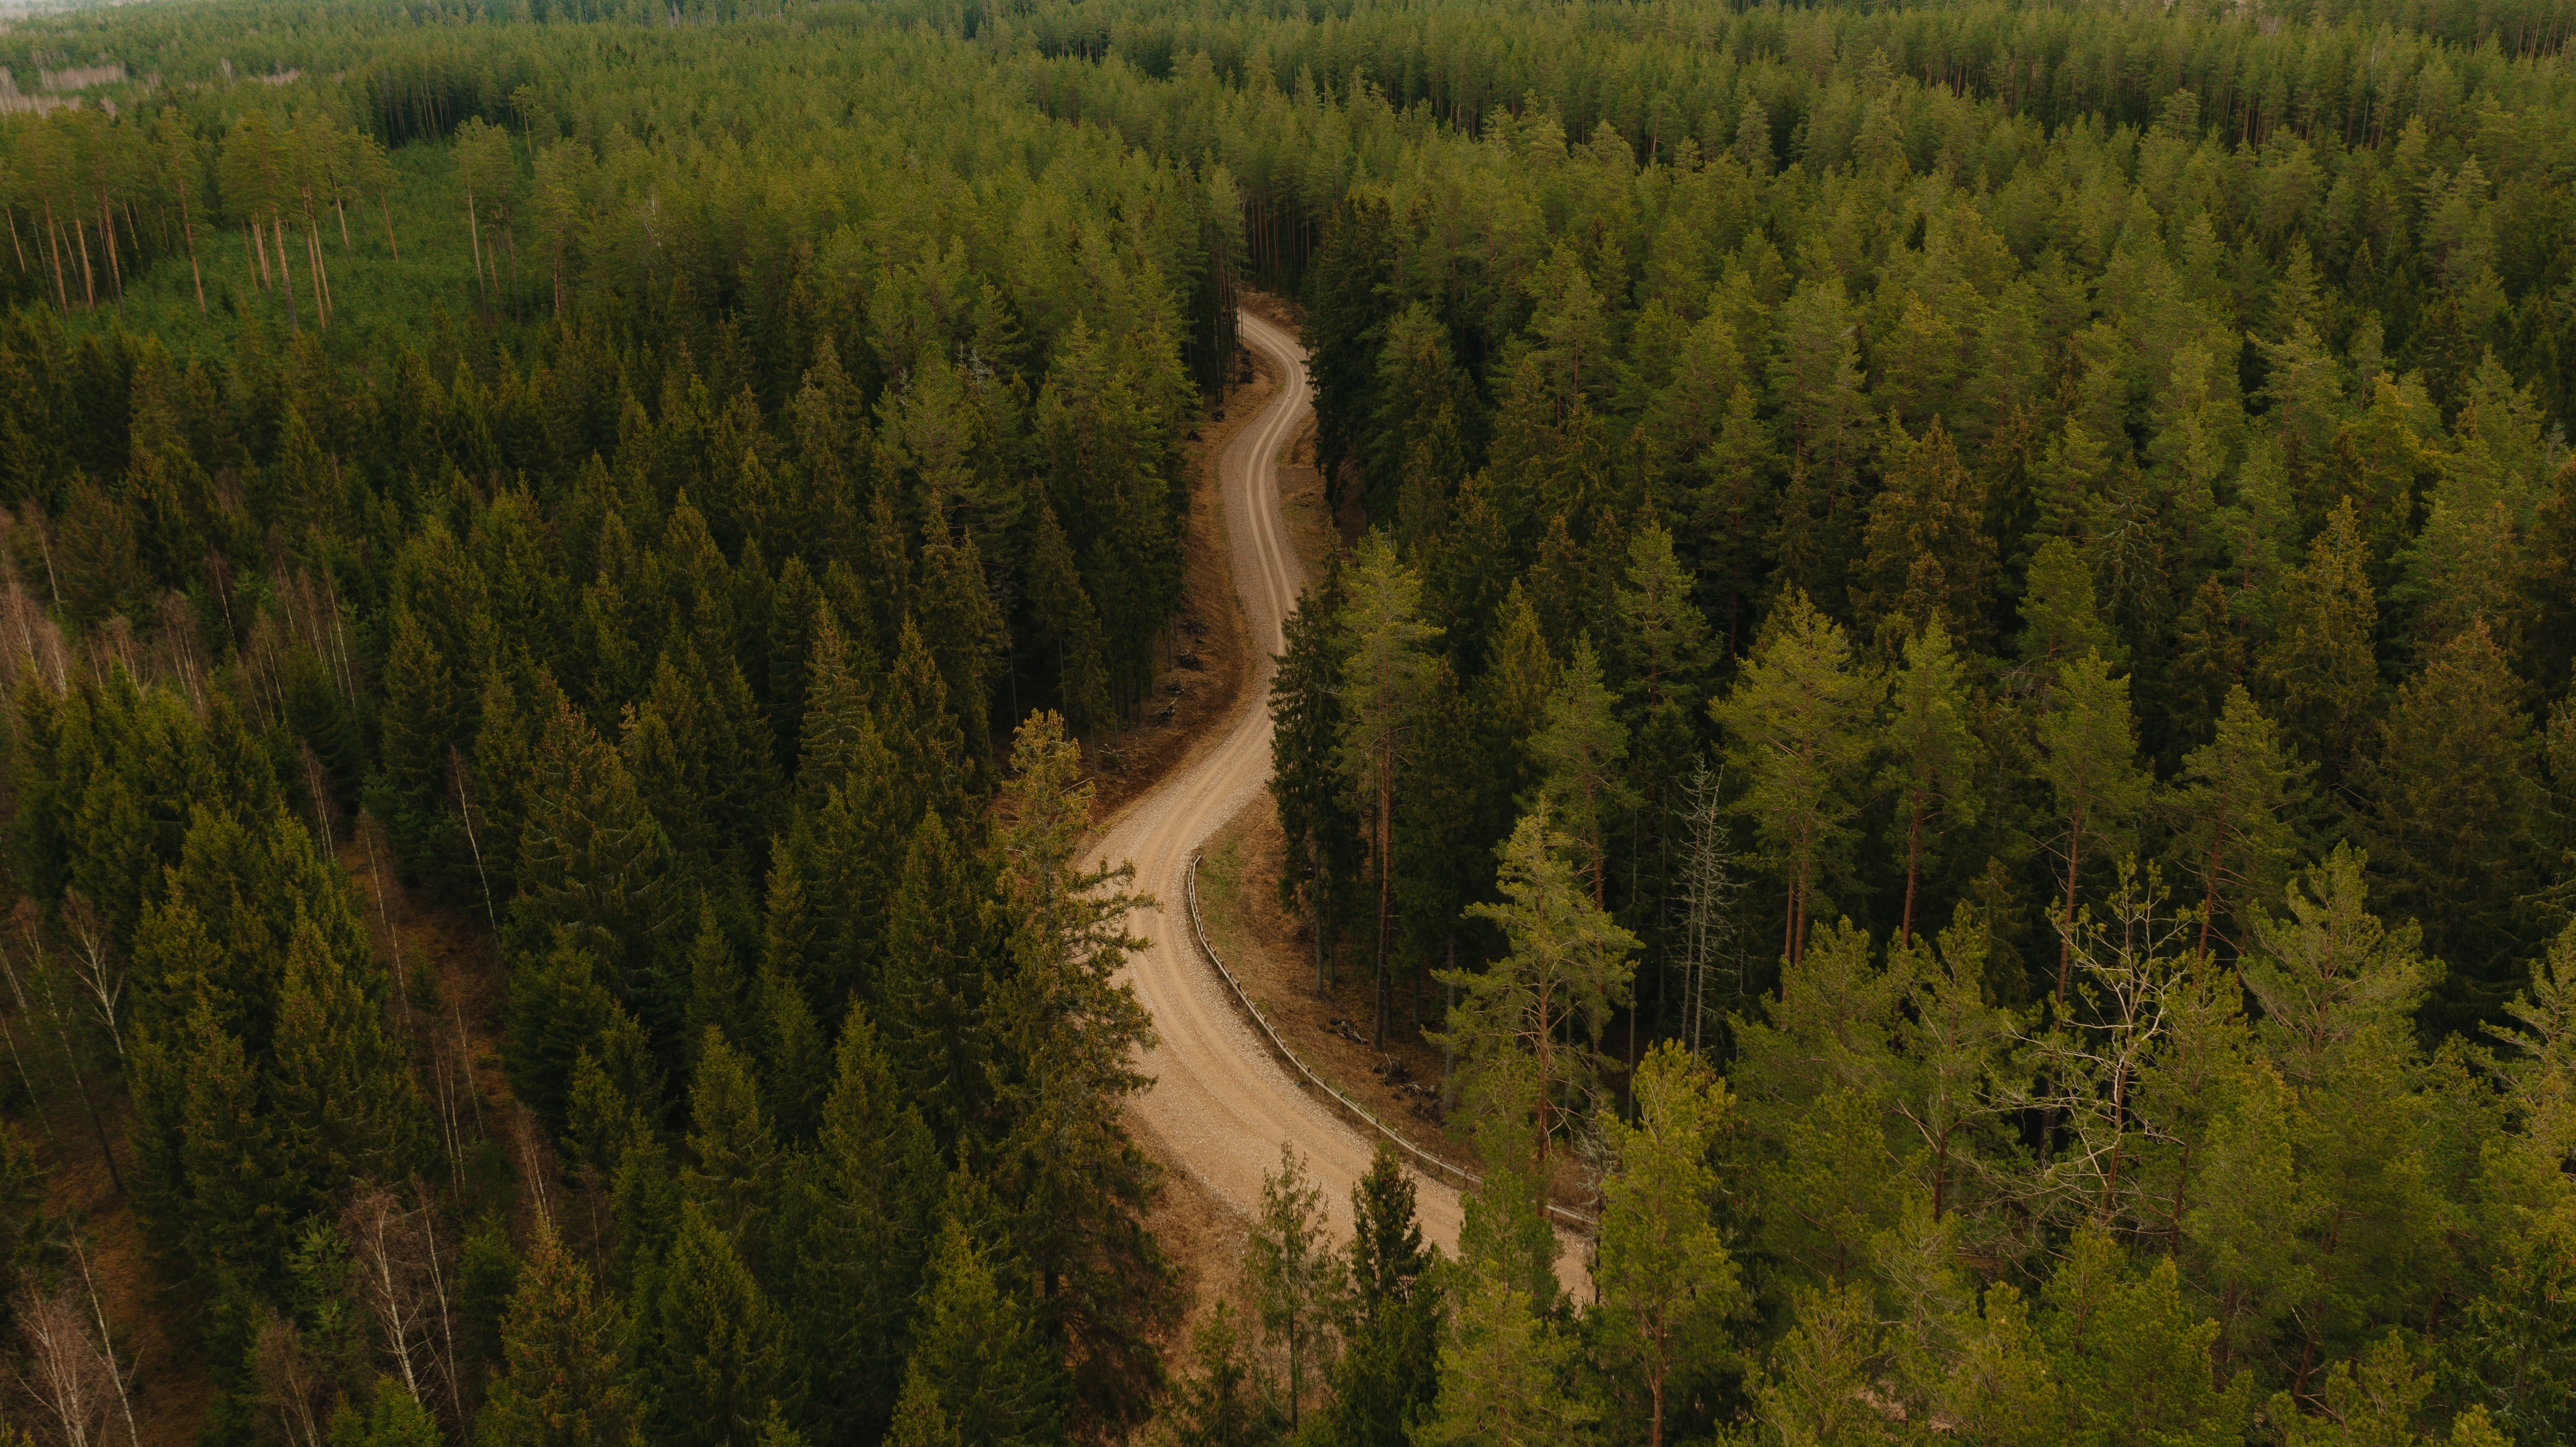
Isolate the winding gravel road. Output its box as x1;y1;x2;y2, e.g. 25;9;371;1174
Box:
1096;310;1479;1255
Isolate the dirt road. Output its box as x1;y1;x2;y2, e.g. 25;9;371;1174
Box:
1095;310;1474;1256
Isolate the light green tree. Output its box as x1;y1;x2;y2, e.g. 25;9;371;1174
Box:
1877;619;1982;947
1440;806;1638;1170
1710;588;1877;966
2034;650;2151;1003
1336;532;1442;1045
1594;1043;1744;1447
1247;1146;1341;1434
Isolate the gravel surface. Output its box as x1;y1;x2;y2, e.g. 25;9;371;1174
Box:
1097;311;1587;1296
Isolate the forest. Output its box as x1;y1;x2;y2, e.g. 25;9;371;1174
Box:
2;0;2575;1442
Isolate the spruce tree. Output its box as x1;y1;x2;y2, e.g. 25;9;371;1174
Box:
895;1216;1062;1447
480;1227;639;1447
2363;620;2546;1028
2258;499;2382;798
791;1004;945;1447
648;1201;792;1447
1269;584;1362;992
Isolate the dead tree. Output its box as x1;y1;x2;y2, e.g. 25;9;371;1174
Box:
13;1288;120;1447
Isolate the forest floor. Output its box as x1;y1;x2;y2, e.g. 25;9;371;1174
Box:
26;818;527;1447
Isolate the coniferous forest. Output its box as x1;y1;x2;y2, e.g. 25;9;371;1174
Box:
4;0;2576;1442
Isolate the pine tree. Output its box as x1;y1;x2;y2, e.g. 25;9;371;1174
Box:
1160;1303;1286;1447
1710;588;1877;966
1412;1241;1597;1447
1528;637;1631;907
2170;685;2307;962
1247;1147;1343;1433
2035;650;2152;1003
2016;536;2122;682
1336;534;1441;1044
1878;620;1983;947
1443;805;1638;1169
1595;1043;1744;1447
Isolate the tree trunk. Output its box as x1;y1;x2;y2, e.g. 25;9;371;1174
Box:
1374;766;1392;1049
2056;807;2085;1005
380;192;400;260
95;193;122;304
274;214;300;333
42;201;69;311
1310;828;1327;992
2196;835;2227;963
176;189;205;314
1901;800;1924;948
72;215;96;309
466;189;488;307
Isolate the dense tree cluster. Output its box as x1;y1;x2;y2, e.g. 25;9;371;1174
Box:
1;0;2573;1443
0;9;1234;1447
1206;0;2576;1437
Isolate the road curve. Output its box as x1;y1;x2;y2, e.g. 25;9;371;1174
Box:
1097;310;1474;1255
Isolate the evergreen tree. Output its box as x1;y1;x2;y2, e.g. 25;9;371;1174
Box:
1710;588;1877;967
2170;685;2307;962
1336;534;1442;1044
2259;499;2383;798
480;1228;638;1447
1247;1147;1341;1434
648;1201;792;1447
1442;805;1638;1169
1878;620;1983;947
791;1004;945;1447
894;1216;1062;1447
1855;416;1996;653
1528;637;1631;908
1595;1043;1745;1447
1270;585;1362;991
987;713;1174;1434
2034;650;2152;1003
2363;620;2546;1028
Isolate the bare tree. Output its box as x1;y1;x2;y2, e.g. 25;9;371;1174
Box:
56;892;123;1063
13;1289;119;1447
1674;763;1742;1055
343;1184;459;1418
2;905;121;1196
255;1315;332;1447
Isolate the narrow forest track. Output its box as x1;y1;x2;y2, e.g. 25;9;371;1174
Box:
1099;312;1584;1291
1098;309;1432;1247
